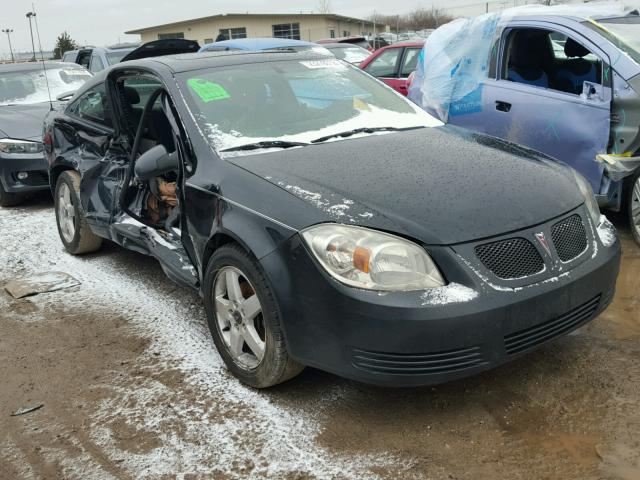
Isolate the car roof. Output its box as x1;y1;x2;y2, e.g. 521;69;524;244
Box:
200;37;317;52
382;40;425;48
317;36;367;44
0;61;86;73
322;43;367;49
121;50;335;74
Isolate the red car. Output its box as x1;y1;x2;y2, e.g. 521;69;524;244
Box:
359;41;424;96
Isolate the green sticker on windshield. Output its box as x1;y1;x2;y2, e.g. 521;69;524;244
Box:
187;78;230;102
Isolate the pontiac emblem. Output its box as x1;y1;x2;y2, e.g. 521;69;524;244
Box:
535;232;552;256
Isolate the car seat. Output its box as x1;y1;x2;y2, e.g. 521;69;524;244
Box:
554;38;597;94
507;31;550;88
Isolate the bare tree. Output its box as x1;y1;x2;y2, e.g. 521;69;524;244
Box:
317;0;332;14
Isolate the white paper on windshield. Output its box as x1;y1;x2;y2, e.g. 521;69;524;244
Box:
300;59;347;70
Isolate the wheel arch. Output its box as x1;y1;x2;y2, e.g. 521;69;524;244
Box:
49;161;77;193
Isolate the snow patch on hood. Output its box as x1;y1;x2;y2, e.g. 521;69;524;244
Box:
276;182;374;224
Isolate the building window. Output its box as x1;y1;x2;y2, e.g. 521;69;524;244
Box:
272;23;300;40
219;27;247;40
204;38;214;44
158;32;184;40
343;30;350;37
329;29;335;38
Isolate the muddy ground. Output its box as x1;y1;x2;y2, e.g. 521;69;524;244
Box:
0;196;639;480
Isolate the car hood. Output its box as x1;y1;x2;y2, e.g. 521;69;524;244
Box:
0;103;52;141
228;126;584;245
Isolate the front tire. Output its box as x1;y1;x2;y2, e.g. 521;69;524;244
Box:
0;181;23;207
54;171;103;254
203;244;303;388
625;169;640;246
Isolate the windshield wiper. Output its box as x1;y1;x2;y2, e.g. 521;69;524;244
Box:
220;140;309;152
311;126;423;144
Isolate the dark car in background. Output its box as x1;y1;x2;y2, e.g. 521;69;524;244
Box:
317;36;373;50
44;51;619;389
360;40;424;95
0;62;92;206
322;43;370;65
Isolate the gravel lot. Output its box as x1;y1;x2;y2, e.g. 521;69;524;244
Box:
1;195;639;480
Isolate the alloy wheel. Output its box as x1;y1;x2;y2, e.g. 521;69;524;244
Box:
213;266;266;370
633;175;640;238
58;182;76;243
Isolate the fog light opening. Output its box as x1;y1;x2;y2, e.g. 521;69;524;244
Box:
17;172;29;180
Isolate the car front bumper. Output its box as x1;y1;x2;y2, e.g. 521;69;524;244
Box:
0;153;50;194
261;219;621;387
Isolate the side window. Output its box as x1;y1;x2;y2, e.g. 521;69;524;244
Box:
400;48;421;78
364;48;401;78
77;52;91;69
89;54;105;73
67;83;112;127
504;28;603;95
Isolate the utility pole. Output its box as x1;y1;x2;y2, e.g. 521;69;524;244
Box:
2;28;14;62
26;12;36;61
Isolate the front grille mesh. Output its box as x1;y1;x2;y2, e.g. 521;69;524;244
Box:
552;215;588;262
475;238;544;279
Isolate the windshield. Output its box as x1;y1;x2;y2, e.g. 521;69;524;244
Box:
329;46;370;64
178;58;440;157
0;66;92;106
585;17;640;66
106;50;133;65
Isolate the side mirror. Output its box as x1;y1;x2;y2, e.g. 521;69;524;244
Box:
134;145;180;181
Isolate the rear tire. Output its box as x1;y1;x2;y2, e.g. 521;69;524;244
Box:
625;169;640;246
203;243;304;388
0;182;23;207
54;171;103;255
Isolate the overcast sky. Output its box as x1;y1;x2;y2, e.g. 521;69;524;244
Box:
1;0;476;55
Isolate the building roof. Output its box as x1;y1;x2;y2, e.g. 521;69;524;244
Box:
125;13;376;35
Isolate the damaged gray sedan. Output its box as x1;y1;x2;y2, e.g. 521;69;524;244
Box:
45;51;620;388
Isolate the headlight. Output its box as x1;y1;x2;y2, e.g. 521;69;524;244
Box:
301;224;445;291
572;170;600;226
0;138;44;155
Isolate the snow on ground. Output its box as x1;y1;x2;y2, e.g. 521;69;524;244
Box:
0;205;408;479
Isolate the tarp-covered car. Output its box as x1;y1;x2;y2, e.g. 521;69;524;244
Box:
409;4;640;244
